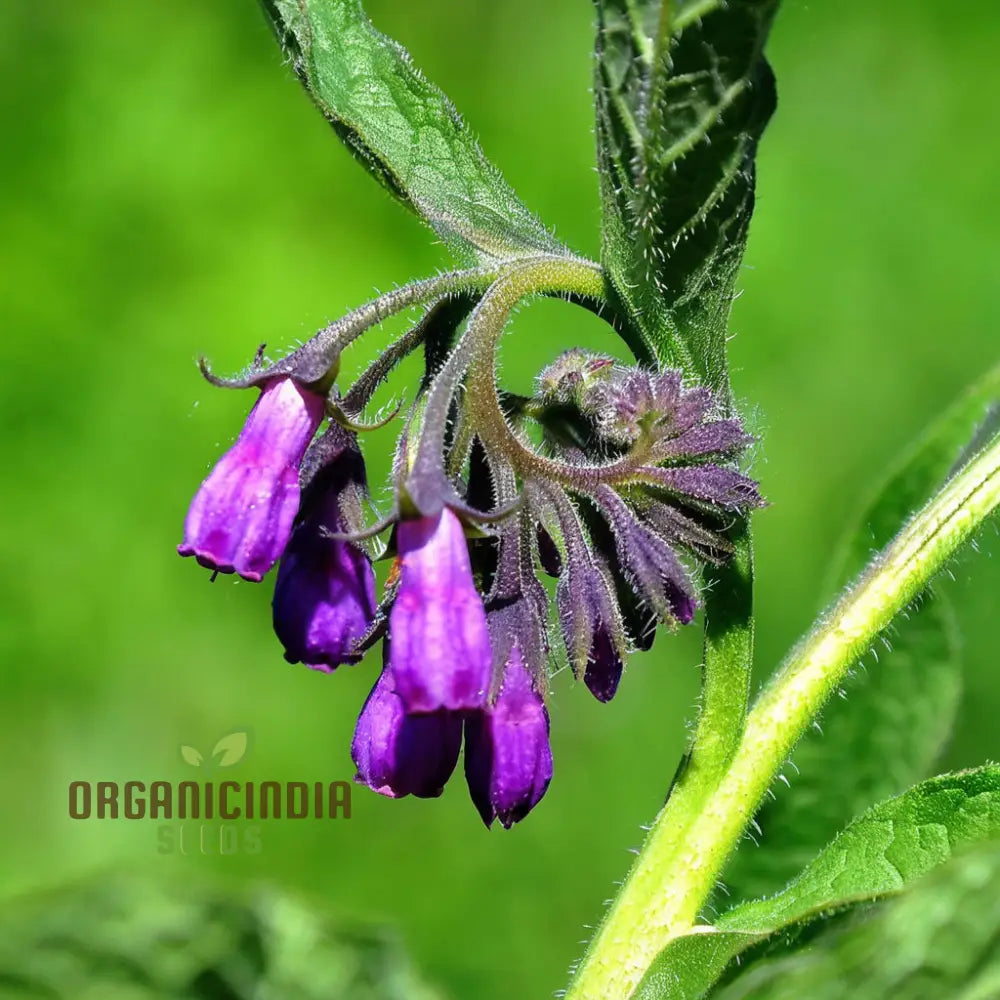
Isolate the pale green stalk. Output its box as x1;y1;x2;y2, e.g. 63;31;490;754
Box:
567;433;1000;1000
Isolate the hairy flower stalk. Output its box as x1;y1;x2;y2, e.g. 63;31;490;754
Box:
178;255;763;825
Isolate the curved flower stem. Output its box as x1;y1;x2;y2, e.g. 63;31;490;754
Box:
566;432;1000;1000
324;257;558;354
402;255;605;513
463;263;659;487
215;255;601;390
339;307;436;416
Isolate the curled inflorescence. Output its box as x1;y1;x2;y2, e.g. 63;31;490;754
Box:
179;260;763;827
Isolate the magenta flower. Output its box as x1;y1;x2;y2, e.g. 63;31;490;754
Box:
178;377;325;581
272;486;376;670
388;508;492;713
464;645;553;828
351;666;463;799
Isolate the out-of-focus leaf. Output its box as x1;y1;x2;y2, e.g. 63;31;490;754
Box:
0;875;445;1000
724;364;1000;901
261;0;567;265
630;766;1000;999
713;840;1000;1000
593;0;778;383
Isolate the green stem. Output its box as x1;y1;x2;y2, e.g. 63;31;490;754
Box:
566;433;1000;1000
305;253;602;375
463;264;667;487
692;518;755;776
403;256;605;511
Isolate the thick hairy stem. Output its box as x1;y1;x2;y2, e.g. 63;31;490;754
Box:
566;433;1000;1000
690;517;754;777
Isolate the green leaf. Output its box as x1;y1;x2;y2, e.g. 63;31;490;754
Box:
629;766;1000;999
593;0;779;383
723;364;1000;902
712;840;1000;1000
0;874;444;1000
262;0;567;264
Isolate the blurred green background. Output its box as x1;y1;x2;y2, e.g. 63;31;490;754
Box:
2;2;998;997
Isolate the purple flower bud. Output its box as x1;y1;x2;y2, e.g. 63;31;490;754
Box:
272;488;376;671
464;646;553;828
594;485;697;626
388;508;492;713
654;418;754;461
584;624;624;703
639;464;763;510
351;667;463;799
557;558;628;699
178;377;325;581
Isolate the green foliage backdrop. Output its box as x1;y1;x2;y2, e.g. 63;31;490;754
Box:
1;2;998;998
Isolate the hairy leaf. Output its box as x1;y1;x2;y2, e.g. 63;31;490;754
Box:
723;365;1000;901
593;0;778;382
0;874;444;1000
713;840;1000;1000
631;767;1000;999
262;0;566;264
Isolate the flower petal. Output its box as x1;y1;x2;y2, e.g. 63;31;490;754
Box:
179;378;325;580
464;646;552;828
388;508;492;712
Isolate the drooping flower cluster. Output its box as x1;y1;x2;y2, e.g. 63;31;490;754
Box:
178;283;763;827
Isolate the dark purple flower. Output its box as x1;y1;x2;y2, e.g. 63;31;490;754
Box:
388;507;492;713
464;645;553;828
179;377;325;581
594;485;697;626
272;488;376;671
584;624;624;703
557;557;628;702
351;666;463;799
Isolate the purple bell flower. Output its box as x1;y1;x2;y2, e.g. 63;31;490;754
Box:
464;645;553;828
388;507;492;713
351;666;463;799
272;487;376;671
179;377;325;581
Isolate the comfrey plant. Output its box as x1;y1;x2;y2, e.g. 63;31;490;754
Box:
179;1;1000;997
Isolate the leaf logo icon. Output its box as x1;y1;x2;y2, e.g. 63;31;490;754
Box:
180;745;204;767
212;731;249;767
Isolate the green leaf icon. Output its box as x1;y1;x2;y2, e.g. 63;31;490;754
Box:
180;745;204;767
212;731;249;767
